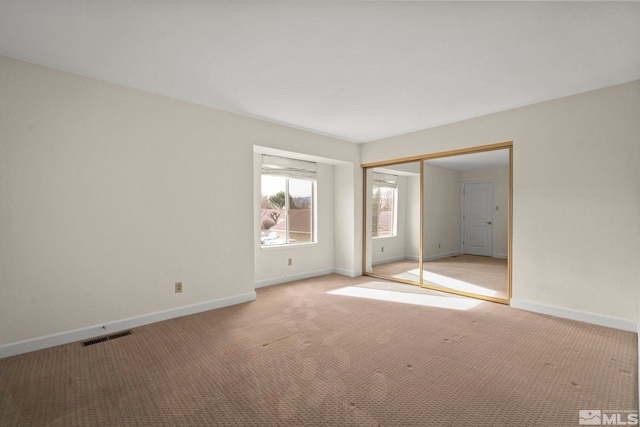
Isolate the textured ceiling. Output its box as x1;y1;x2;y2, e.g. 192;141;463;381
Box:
1;1;639;143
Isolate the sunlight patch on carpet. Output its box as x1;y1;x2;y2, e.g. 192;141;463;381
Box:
407;269;499;297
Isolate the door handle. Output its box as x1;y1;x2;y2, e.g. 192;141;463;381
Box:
486;221;492;225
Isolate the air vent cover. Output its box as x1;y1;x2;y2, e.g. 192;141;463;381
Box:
82;330;132;347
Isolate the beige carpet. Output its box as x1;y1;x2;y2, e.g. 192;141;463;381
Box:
0;274;637;426
422;255;508;300
372;259;420;279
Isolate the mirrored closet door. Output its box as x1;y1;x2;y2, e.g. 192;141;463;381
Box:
363;143;512;304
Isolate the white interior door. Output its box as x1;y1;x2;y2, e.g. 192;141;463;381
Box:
463;182;493;256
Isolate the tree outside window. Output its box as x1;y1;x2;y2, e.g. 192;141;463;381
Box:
261;175;314;246
372;173;397;238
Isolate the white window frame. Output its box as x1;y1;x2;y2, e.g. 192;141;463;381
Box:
261;156;317;248
372;173;398;239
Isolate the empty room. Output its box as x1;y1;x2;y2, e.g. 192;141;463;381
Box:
1;1;639;426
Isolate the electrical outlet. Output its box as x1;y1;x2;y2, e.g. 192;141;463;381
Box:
288;258;292;266
175;282;182;293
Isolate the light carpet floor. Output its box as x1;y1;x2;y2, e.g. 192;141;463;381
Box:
0;274;637;426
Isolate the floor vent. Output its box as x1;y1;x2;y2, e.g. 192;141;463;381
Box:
82;337;109;347
82;330;132;347
108;330;132;340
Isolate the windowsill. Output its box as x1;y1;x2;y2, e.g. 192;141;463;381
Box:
260;242;318;251
372;235;397;239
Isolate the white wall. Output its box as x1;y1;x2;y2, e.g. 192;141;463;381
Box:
333;163;358;277
423;163;462;259
461;166;509;258
404;175;421;258
0;56;359;347
361;80;640;323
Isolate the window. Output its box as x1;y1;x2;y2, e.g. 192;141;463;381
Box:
261;155;316;246
372;172;397;238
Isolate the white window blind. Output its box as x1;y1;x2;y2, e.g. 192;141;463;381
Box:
372;172;398;188
262;155;317;180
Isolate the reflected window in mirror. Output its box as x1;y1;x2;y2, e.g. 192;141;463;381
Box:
372;172;398;238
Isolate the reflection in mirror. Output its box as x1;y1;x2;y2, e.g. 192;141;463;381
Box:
365;162;421;285
421;149;509;300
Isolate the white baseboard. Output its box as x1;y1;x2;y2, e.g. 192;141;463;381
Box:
333;268;357;278
256;267;360;288
0;292;256;359
255;268;335;288
372;255;405;266
510;298;637;333
493;253;508;259
423;251;462;262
